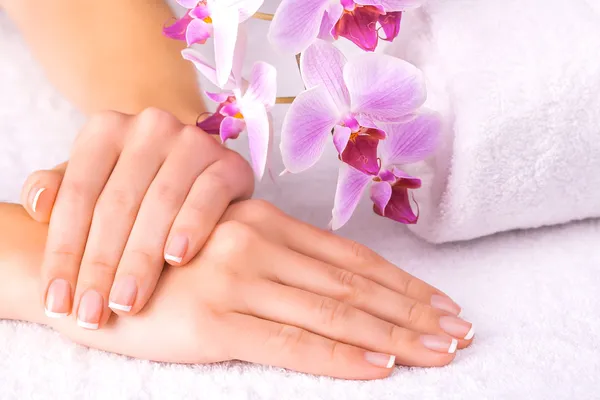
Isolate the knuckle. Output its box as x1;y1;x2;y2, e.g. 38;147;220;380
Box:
335;269;361;302
82;111;127;142
82;256;117;280
209;221;257;258
154;181;184;207
318;297;350;326
126;248;157;265
205;172;233;199
266;325;306;355
348;240;375;263
401;276;416;296
405;300;424;326
59;178;90;204
136;107;180;136
97;187;138;219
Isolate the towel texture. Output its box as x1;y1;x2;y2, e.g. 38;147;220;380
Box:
1;2;600;399
387;0;600;243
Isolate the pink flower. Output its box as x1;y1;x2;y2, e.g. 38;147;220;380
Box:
280;40;426;175
182;49;276;179
164;0;264;86
331;113;441;229
269;0;421;54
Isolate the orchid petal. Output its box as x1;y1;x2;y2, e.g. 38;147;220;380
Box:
370;181;392;216
211;6;239;87
391;168;422;189
379;111;441;166
182;49;235;89
220;102;241;117
163;14;192;41
353;0;385;12
269;0;330;54
205;92;230;103
334;6;382;52
232;22;247;86
344;53;426;121
331;163;372;230
244;62;277;109
178;0;200;9
185;18;212;46
341;135;381;176
241;102;270;179
189;5;211;19
280;86;341;173
376;0;424;11
333;125;352;154
379;12;402;42
220;116;246;143
376;186;419;224
301;41;350;113
197;113;225;136
318;2;344;40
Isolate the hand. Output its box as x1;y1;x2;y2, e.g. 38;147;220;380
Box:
50;200;473;380
21;108;254;329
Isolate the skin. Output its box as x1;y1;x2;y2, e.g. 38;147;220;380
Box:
0;0;476;377
2;0;254;323
0;200;473;380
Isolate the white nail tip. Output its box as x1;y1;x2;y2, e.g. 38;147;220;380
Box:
448;339;458;354
386;355;396;369
109;302;132;312
165;254;183;263
77;320;99;330
32;188;46;213
45;309;68;319
464;326;475;340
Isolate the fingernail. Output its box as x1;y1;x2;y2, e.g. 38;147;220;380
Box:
421;335;458;354
29;187;46;213
109;276;137;312
165;234;188;264
430;294;461;315
45;279;72;318
364;352;396;368
439;316;475;340
77;290;104;330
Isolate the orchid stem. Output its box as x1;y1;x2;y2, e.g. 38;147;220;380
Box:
276;97;296;104
253;12;274;21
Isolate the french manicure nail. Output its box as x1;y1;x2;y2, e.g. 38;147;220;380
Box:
165;235;188;264
77;290;103;330
364;352;396;368
29;187;46;213
45;279;72;318
109;276;138;312
439;316;475;340
430;294;461;315
421;335;458;354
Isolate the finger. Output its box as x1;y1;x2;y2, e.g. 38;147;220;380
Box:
263;249;474;348
109;126;223;315
227;202;462;316
72;110;182;329
222;313;395;380
238;280;457;368
41;111;127;319
20;163;67;223
164;151;253;266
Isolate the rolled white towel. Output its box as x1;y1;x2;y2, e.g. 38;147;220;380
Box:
385;0;600;243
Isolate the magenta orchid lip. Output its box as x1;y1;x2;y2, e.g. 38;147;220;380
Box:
165;0;437;229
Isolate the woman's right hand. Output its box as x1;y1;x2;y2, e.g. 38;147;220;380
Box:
51;200;473;380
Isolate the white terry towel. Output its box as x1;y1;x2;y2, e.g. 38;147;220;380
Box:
386;0;600;243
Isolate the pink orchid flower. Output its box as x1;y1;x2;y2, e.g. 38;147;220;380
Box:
164;0;264;86
280;40;426;175
182;48;276;179
269;0;422;54
331;112;440;229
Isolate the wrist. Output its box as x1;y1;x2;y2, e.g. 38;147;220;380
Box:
0;204;46;324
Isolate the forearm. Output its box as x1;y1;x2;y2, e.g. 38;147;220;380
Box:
2;0;205;124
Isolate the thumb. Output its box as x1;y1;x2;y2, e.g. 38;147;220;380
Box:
21;162;67;223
